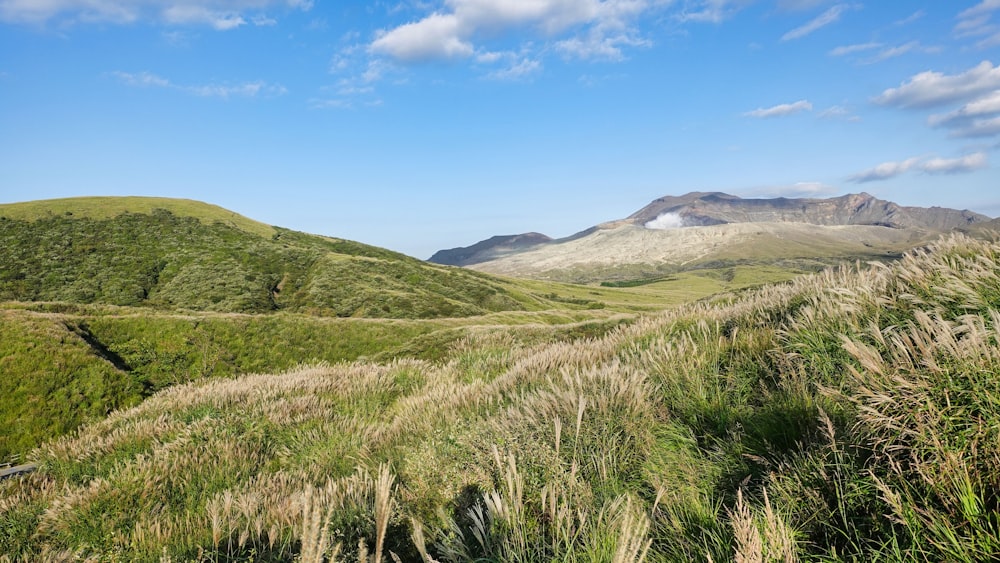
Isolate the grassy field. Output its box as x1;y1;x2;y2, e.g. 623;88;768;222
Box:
0;195;804;461
3;233;998;561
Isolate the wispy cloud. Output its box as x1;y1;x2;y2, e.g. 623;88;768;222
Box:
829;41;881;56
781;3;851;41
486;57;542;81
894;9;924;26
848;153;988;183
676;0;754;23
110;71;287;99
0;0;310;28
874;60;1000;108
861;41;939;65
819;105;860;121
955;1;1000;49
743;100;813;118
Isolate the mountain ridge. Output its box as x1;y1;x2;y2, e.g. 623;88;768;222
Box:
430;192;992;279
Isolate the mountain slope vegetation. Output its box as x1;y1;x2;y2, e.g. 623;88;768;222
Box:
4;233;999;562
0;197;532;318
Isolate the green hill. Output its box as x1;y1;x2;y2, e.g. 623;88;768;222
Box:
0;196;539;318
3;233;999;561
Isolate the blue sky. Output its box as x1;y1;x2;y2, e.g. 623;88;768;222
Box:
1;0;999;259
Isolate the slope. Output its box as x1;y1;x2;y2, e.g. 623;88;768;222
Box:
0;197;532;318
4;233;999;561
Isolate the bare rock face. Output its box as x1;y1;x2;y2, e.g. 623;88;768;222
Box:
628;192;988;230
429;192;992;277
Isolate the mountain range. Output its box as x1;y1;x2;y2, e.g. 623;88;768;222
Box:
430;192;992;282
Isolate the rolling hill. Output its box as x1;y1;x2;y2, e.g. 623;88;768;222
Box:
0;196;539;319
431;192;992;282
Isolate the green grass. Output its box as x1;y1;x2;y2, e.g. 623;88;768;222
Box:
0;196;276;238
4;233;999;561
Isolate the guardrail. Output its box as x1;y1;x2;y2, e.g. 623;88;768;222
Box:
0;463;38;480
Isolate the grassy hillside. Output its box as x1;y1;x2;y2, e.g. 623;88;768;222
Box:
0;197;542;318
4;233;999;561
0;303;634;461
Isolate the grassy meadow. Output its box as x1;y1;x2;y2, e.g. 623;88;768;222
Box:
3;233;999;561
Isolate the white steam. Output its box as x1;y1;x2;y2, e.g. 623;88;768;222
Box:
644;212;686;230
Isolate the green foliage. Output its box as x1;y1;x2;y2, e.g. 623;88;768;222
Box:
0;202;541;318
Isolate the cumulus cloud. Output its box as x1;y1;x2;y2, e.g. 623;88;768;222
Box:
743;100;813;118
111;71;286;99
370;0;660;64
0;0;310;27
848;153;988;183
371;13;474;61
645;212;686;230
781;3;851;41
874;60;1000;108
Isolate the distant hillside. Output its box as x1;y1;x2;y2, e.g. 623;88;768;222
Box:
0;197;533;318
432;192;991;281
430;232;552;266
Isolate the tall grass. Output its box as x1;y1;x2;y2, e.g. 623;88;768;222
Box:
3;233;1000;561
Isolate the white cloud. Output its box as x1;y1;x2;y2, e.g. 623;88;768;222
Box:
874;60;1000;108
781;3;850;41
920;152;989;174
955;2;1000;49
677;0;753;23
371;13;474;61
111;70;171;88
861;41;940;65
960;0;1000;20
848;153;988;183
111;70;286;99
555;29;651;61
163;5;244;30
848;157;921;183
370;0;663;64
744;99;813;118
487;57;542;81
894;10;924;26
928;90;1000;127
829;42;881;56
819;105;860;121
0;0;310;27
